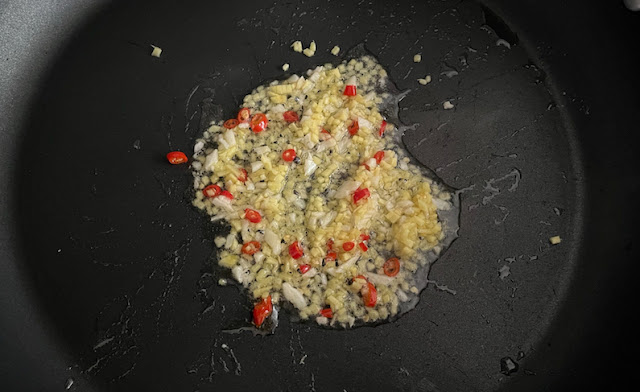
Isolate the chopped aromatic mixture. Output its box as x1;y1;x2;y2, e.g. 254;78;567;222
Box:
190;55;453;328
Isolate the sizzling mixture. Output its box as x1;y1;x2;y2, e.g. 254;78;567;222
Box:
190;55;453;328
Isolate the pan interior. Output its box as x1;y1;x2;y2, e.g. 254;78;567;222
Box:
13;0;581;390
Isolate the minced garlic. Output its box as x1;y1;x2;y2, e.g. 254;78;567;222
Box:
150;45;162;58
291;41;303;53
190;56;448;327
418;75;432;85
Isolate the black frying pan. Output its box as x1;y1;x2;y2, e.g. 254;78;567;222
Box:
1;0;638;390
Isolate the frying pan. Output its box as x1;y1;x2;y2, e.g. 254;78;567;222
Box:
1;0;638;390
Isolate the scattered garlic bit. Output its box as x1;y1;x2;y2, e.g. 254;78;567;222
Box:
150;45;162;58
549;235;562;245
218;278;228;286
301;41;317;57
413;54;422;63
291;41;303;53
417;75;432;85
331;45;341;56
282;63;290;71
443;100;454;109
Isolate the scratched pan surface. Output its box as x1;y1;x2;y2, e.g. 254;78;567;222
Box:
1;0;638;390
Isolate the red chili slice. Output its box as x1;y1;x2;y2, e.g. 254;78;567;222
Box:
252;295;272;327
319;129;332;141
288;241;304;259
348;120;359;136
202;184;222;198
282;148;296;162
344;76;357;96
166;151;188;164
360;233;370;241
326;239;334;250
319;307;333;319
223;119;239;129
283;110;299;123
379;120;387;137
250;113;269;133
220;190;234;200
343;85;357;96
383;257;400;277
237;107;251;123
353;188;370;204
244;208;262;223
237;168;248;183
325;251;337;263
342;241;355;251
374;151;385;164
299;264;311;274
358;242;368;252
241;241;261;255
356;275;377;307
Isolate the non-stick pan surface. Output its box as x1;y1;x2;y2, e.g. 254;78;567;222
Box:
1;0;638;391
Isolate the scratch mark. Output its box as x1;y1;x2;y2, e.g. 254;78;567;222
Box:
218;357;229;373
184;110;198;134
496;39;511;49
493;205;510;224
86;357;103;374
415;136;429;147
93;336;114;350
469;168;522;210
426;279;457;295
221;343;242;375
113;363;136;381
185;84;200;117
435;118;535;174
436;157;463;172
201;302;215;315
403;66;413;80
436;121;450;130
